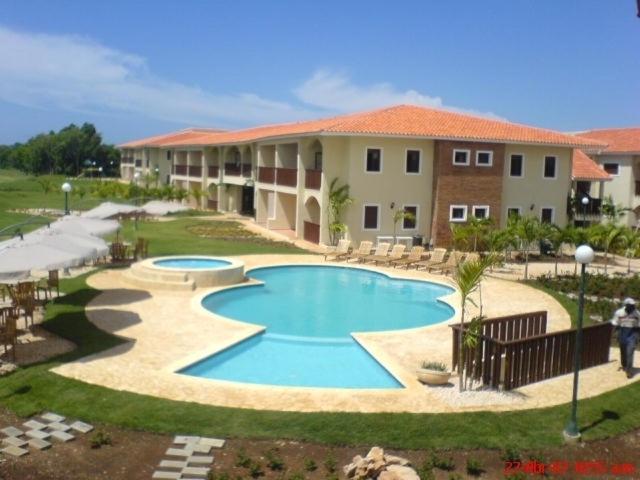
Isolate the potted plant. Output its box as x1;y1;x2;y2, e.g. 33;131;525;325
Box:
416;361;451;385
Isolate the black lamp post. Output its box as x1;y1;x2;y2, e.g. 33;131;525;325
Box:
563;244;595;442
61;182;72;215
581;196;589;227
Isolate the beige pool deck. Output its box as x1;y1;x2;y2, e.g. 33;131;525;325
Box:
53;254;639;413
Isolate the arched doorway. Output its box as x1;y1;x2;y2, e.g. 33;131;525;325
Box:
303;196;321;244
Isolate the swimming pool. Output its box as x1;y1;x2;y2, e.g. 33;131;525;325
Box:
153;258;231;269
180;265;455;389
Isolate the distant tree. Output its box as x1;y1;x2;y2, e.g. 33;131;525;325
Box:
511;216;543;280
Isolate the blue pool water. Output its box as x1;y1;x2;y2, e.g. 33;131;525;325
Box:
180;265;455;389
154;258;231;269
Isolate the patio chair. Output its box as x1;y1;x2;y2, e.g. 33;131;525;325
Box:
391;246;425;269
437;252;479;275
110;242;129;264
37;270;59;301
133;238;149;260
324;239;351;261
414;248;447;270
373;244;407;266
0;312;18;361
361;242;391;264
345;241;374;263
7;283;36;329
429;251;465;274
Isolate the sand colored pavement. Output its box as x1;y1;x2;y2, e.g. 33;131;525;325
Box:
52;254;639;413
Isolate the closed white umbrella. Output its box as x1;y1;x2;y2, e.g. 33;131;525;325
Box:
141;200;190;216
81;202;140;220
23;230;109;259
0;243;86;282
51;217;120;237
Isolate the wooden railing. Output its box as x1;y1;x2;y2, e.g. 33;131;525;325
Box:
451;312;612;390
241;163;252;177
305;169;322;190
258;166;275;183
303;221;320;244
224;163;241;176
172;165;187;176
207;199;218;211
134;159;142;168
207;166;219;178
276;168;297;187
188;165;202;177
121;157;134;165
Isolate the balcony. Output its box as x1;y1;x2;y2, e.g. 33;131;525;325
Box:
134;159;142;168
276;168;297;187
121;157;134;165
305;170;322;190
224;163;252;177
188;165;202;177
172;165;187;176
207;166;219;178
258;166;275;183
568;197;602;217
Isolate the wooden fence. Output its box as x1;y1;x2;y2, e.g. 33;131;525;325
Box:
451;312;612;390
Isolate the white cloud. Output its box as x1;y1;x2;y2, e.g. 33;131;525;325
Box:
0;26;312;126
294;69;503;120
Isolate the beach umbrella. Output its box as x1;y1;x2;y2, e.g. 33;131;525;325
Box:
141;200;190;216
0;242;87;282
80;202;140;220
51;217;119;237
22;230;109;258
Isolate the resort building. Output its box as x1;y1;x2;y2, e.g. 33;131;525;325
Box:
119;105;604;247
574;128;640;227
568;149;612;227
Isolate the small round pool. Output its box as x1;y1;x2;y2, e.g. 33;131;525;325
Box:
153;258;231;269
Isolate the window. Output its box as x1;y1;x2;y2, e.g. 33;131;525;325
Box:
476;151;493;167
405;150;421;174
452;149;470;166
449;205;468;222
365;148;382;173
540;207;554;224
314;151;323;171
603;163;619;176
166;150;172;161
363;204;380;230
507;207;521;219
509;154;524;177
472;205;490;219
543;156;557;179
402;205;418;230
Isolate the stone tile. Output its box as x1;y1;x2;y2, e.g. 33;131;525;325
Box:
159;460;187;469
47;422;71;432
188;455;214;465
181;466;210;476
23;420;47;431
188;444;212;454
151;472;181;480
165;447;191;457
174;435;200;444
25;430;50;440
50;430;74;442
1;426;24;437
40;412;66;423
28;438;52;450
69;421;94;434
2;437;27;448
198;437;226;448
1;445;29;457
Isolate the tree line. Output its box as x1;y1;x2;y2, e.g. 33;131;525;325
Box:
0;123;120;177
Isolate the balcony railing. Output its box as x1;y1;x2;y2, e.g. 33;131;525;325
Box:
258;166;275;183
305;169;322;190
224;163;241;176
568;197;602;217
276;168;297;187
188;165;202;177
242;163;252;177
207;166;219;178
173;165;187;176
134;159;142;168
121;157;134;165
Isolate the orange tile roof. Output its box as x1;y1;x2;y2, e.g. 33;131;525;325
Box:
571;149;611;181
119;128;225;148
576;127;640;154
121;105;607;149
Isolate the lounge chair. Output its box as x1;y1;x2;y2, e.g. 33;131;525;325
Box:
345;241;374;263
430;251;465;274
361;242;391;264
324;239;351;261
414;248;447;270
437;252;479;275
374;244;407;266
391;246;425;269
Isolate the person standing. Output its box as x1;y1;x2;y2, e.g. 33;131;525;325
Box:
611;298;640;379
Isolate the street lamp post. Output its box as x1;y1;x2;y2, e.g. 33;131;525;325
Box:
581;196;589;227
154;167;160;188
61;182;72;215
133;172;141;231
563;244;595;443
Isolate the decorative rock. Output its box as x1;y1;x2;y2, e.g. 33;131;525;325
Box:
152;472;181;480
1;427;24;437
47;422;71;432
23;420;47;431
343;447;417;480
40;412;65;423
50;430;74;442
69;421;94;434
28;438;52;450
159;460;187;469
2;437;27;448
198;437;225;448
188;455;214;464
25;430;50;440
384;465;420;480
0;361;17;376
384;455;411;467
1;445;29;457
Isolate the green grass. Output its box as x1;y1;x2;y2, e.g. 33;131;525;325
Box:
0;272;639;450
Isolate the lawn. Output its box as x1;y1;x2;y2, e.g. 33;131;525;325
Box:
0;272;639;451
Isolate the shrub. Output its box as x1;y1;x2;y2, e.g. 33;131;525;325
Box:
89;430;112;449
303;458;317;472
421;361;448;372
416;459;435;480
265;448;285;471
501;445;522;463
288;473;305;480
466;458;485;476
430;453;455;471
248;461;264;478
324;453;337;473
235;449;252;468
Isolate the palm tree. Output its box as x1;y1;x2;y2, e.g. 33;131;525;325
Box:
452;253;500;392
511;216;542;280
543;224;576;277
327;178;353;245
588;223;624;275
450;224;470;251
466;216;492;252
174;187;188;204
619;227;640;274
392;209;415;244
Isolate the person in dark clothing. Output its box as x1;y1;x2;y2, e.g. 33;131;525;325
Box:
611;298;640;379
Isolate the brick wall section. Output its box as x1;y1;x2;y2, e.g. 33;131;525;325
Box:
431;140;505;247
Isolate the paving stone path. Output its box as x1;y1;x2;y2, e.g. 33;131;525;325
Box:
152;435;225;479
0;412;94;458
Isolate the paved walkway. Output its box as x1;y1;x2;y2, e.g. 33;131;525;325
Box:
51;255;640;413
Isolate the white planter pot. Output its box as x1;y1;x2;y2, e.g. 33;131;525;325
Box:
416;368;452;385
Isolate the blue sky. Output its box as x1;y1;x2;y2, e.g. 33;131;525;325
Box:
0;0;638;144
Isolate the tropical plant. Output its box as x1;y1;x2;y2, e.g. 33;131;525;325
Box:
452;253;500;391
602;195;631;222
392;208;415;243
620;227;640;274
327;178;353;245
511;216;542;280
36;177;53;194
174;187;188;203
588;223;624;274
189;186;206;208
465;216;491;252
542;224;576;277
421;361;448;371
